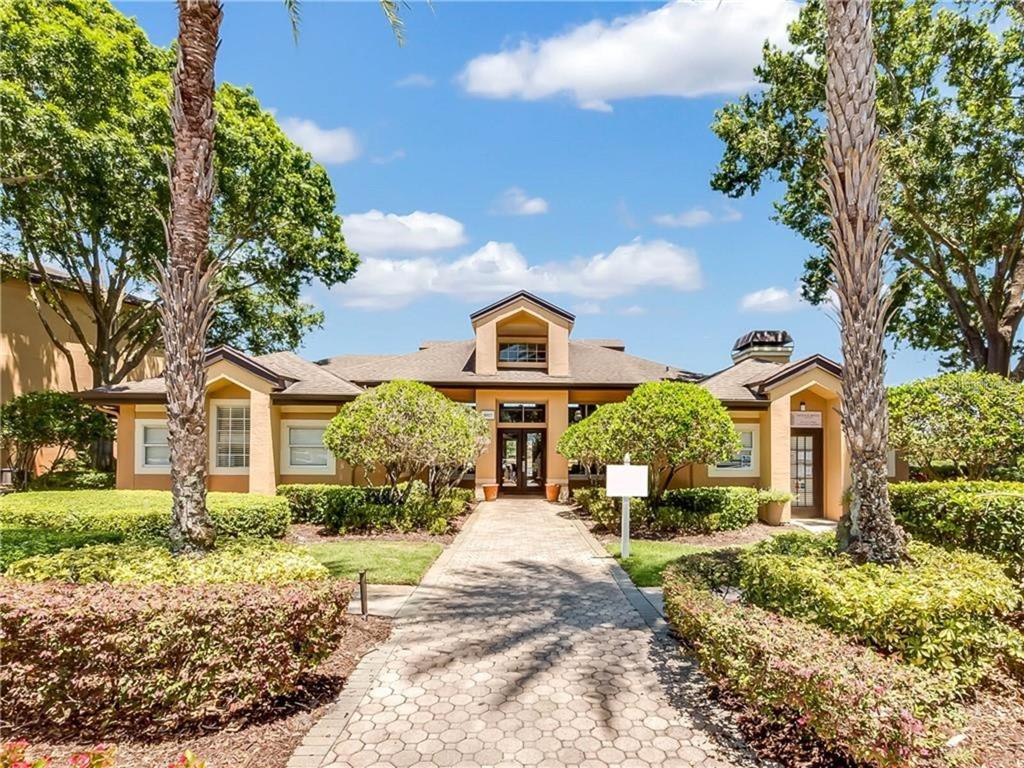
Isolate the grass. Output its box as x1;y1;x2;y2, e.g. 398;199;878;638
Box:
606;540;710;587
304;540;443;585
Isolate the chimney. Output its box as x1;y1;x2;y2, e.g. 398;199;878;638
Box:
731;330;794;364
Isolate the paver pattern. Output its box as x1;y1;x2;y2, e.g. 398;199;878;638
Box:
317;499;756;768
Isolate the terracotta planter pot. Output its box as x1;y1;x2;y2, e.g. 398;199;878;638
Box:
761;501;787;526
483;484;499;502
545;483;560;502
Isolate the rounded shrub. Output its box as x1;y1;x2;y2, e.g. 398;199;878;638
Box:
1;576;353;734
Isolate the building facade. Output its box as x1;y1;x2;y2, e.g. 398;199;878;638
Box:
83;291;907;522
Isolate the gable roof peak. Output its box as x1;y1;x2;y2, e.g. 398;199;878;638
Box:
468;291;575;324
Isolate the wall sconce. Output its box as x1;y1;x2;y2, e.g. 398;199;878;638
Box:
799;401;807;411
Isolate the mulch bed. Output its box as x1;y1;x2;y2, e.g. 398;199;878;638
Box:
948;674;1024;768
17;616;391;768
572;505;785;548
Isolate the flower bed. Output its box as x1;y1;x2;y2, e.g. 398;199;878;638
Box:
890;481;1024;581
277;481;471;534
0;490;290;541
663;550;957;767
1;576;353;735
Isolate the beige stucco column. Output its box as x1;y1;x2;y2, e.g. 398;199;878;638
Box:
247;390;276;494
116;404;135;489
768;396;792;521
824;403;845;521
546;389;569;487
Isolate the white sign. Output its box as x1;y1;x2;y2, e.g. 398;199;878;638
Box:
791;410;822;428
480;410;495;420
606;464;649;498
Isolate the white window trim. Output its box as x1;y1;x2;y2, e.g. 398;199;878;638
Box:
209;399;251;476
135;418;170;474
886;448;897;478
280;419;336;475
708;423;760;478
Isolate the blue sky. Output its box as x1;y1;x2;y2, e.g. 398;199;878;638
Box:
119;0;943;382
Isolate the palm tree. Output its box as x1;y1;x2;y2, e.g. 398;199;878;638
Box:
161;0;403;551
822;0;907;564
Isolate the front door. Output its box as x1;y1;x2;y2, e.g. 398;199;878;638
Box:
790;428;823;517
498;429;545;493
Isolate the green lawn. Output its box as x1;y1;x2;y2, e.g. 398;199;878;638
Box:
606;540;709;587
304;541;443;585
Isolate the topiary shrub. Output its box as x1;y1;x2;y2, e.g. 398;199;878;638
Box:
1;576;352;735
0;491;290;540
889;481;1024;581
6;539;328;584
656;487;758;533
740;533;1022;687
27;470;115;491
571;487;649;533
663;552;956;767
277;481;471;534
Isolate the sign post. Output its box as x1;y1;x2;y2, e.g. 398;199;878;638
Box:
606;453;648;560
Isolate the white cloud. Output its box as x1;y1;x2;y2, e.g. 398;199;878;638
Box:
395;73;435;88
343;210;468;255
653;205;742;228
574;301;602;315
336;238;703;309
494;187;549;216
459;0;797;111
279;117;360;164
370;149;406;164
739;286;803;313
619;305;647;316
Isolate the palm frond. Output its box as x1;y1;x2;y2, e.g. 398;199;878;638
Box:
379;0;408;46
283;0;301;42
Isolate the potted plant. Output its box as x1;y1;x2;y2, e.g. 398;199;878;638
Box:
545;482;560;502
757;489;793;526
482;484;499;501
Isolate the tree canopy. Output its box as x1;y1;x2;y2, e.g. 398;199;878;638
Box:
557;383;740;503
712;0;1024;379
0;0;357;387
323;381;491;500
888;372;1024;479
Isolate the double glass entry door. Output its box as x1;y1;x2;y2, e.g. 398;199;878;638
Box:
499;429;544;493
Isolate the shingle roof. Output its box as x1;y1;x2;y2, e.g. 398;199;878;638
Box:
81;348;362;402
699;354;843;403
320;340;699;387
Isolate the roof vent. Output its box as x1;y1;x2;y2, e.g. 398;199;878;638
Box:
731;330;794;364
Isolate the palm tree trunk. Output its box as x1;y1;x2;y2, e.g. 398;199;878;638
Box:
823;0;906;564
157;0;223;552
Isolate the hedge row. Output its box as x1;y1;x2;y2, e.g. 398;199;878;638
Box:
889;481;1024;581
6;539;329;585
278;481;472;535
573;486;758;534
1;577;353;735
740;534;1022;687
27;470;115;491
663;550;956;767
0;528;120;571
0;490;290;541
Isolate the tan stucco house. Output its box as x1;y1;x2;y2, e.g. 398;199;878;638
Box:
81;291;904;522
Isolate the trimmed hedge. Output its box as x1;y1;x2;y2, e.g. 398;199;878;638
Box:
572;486;756;534
277;481;472;535
663;551;956;767
1;577;352;734
6;539;328;584
740;533;1022;687
890;481;1024;581
0;527;120;571
0;490;290;541
27;470;115;491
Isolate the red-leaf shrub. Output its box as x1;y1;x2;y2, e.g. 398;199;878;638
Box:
0;578;353;735
663;551;957;767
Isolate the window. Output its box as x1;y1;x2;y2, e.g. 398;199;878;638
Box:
135;419;169;473
281;420;335;475
211;402;250;474
568;402;600;424
708;424;759;477
498;342;546;365
498;402;545;423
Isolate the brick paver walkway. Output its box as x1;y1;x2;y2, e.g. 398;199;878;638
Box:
312;499;757;768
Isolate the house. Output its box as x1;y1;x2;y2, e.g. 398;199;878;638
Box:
80;291;907;522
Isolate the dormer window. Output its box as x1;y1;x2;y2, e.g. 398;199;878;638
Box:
498;341;547;366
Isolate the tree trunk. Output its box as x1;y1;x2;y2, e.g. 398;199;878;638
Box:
823;0;907;565
157;0;223;552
